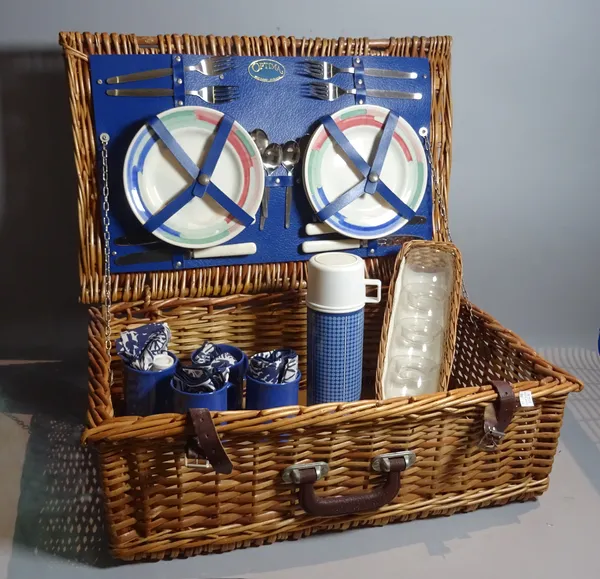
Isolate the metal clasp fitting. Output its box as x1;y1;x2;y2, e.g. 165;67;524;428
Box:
184;456;213;469
282;462;329;484
478;423;506;451
371;451;416;472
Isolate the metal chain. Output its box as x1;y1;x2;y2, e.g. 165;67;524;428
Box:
422;131;475;325
99;133;114;382
2;412;32;433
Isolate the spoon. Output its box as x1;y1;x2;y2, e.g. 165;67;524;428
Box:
250;128;269;155
281;140;301;229
250;129;270;230
260;143;283;230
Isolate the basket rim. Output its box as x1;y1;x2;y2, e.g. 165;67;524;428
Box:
83;296;583;445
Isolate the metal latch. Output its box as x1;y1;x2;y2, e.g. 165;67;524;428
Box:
282;461;330;484
371;451;416;472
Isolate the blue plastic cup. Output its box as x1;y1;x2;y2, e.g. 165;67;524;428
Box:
246;372;301;410
191;344;248;410
171;380;232;413
121;352;177;416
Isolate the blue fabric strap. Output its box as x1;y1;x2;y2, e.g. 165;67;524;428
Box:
201;114;234;178
352;57;366;104
143;181;198;233
171;54;185;105
316;179;366;222
143;114;254;232
148;116;198;178
205;183;253;226
321;115;370;177
376;180;415;219
364;110;398;195
265;175;294;187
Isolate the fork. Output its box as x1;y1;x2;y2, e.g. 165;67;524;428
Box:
304;82;422;101
106;85;240;104
298;59;417;80
106;56;234;84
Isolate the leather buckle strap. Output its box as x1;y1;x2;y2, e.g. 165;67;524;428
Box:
184;408;233;474
478;380;517;451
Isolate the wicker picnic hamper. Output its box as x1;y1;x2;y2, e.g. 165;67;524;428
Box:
60;32;582;561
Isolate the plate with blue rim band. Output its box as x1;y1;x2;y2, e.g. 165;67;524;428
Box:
123;106;264;249
303;104;428;240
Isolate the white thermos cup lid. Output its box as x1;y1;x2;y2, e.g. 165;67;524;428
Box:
307;253;382;314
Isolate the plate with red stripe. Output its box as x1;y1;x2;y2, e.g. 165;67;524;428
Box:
124;106;264;249
303;104;427;240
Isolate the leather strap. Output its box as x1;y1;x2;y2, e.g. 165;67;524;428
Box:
295;456;407;517
489;380;516;434
185;408;233;474
479;380;517;450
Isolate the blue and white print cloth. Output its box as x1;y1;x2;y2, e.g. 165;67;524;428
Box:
173;363;230;394
191;341;238;367
248;349;299;384
116;322;171;371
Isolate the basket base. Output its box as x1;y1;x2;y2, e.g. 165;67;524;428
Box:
112;478;547;561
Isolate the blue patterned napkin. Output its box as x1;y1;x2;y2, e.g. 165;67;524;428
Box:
191;341;238;367
248;349;299;384
173;363;230;394
116;322;171;371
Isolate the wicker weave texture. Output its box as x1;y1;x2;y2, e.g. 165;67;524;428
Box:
84;293;581;560
58;32;452;303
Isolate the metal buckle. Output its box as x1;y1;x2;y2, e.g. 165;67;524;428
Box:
371;451;416;473
478;423;505;451
281;462;329;484
184;456;213;469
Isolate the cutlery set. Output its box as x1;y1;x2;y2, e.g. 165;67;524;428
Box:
250;130;301;231
105;56;422;103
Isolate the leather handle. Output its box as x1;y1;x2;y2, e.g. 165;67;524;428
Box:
185;408;233;474
293;456;410;517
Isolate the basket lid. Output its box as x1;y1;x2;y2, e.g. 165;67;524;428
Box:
59;32;452;304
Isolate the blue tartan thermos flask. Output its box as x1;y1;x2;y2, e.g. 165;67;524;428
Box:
307;253;382;404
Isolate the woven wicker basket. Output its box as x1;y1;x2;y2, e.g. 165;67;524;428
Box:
60;32;582;561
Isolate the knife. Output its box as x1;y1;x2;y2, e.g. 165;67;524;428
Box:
301;235;423;254
304;215;427;237
115;242;258;265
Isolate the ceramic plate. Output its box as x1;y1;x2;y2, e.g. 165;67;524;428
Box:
124;106;264;249
303;104;427;239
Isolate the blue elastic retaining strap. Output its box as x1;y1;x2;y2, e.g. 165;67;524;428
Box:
171;54;185;104
376;180;415;219
321;115;370;177
143;181;199;232
206;182;254;226
144;114;253;231
367;239;378;253
364;110;398;195
148;116;199;179
201;115;234;178
352;57;366;104
265;175;294;187
316;179;366;222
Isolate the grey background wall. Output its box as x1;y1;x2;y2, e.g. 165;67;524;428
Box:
0;0;598;355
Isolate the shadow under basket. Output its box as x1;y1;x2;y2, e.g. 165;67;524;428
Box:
85;292;582;561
